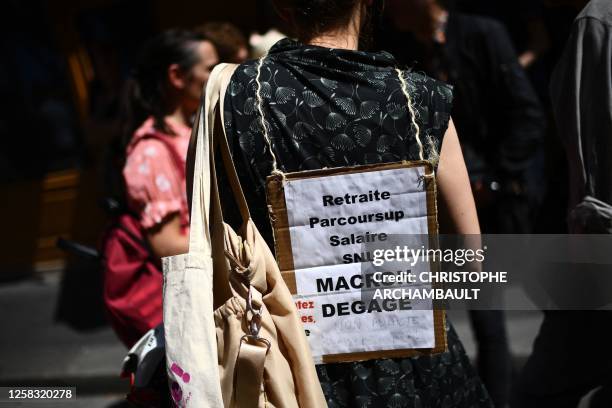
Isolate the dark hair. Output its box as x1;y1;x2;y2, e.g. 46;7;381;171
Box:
273;0;379;43
120;29;206;146
197;22;247;63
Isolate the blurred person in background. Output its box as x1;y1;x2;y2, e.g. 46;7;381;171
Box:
205;0;494;406
454;0;551;70
377;1;547;406
450;0;564;237
103;29;218;349
512;0;612;407
121;29;217;258
379;0;545;235
249;28;288;57
197;21;249;63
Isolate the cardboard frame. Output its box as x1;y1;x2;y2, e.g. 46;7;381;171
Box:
265;160;447;363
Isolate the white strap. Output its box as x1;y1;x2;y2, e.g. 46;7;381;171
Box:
188;63;236;255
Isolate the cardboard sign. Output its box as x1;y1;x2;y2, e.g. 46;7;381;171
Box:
266;161;446;364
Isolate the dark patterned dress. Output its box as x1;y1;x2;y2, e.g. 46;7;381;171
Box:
223;38;492;408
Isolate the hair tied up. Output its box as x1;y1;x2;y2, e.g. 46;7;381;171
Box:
275;0;369;43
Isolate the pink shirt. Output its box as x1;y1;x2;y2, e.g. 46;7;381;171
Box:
123;117;191;231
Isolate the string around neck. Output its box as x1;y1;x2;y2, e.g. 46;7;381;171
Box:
395;68;425;162
255;55;285;179
255;57;432;178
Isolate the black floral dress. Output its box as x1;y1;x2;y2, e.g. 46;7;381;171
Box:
223;38;492;408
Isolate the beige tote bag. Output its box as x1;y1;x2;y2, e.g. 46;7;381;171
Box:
161;63;225;407
163;63;326;408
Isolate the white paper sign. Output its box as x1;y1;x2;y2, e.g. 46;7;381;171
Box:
283;166;436;363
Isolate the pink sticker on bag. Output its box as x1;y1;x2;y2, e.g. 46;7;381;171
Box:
170;362;192;406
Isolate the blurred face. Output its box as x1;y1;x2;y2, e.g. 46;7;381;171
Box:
178;40;219;113
234;47;249;64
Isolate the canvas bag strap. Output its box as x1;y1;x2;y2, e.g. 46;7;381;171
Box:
188;64;228;255
212;64;270;407
235;334;269;407
192;62;250;226
190;62;255;256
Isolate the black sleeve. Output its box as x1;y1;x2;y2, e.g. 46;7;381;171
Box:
427;78;454;167
550;16;612;206
407;72;454;168
485;19;545;176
